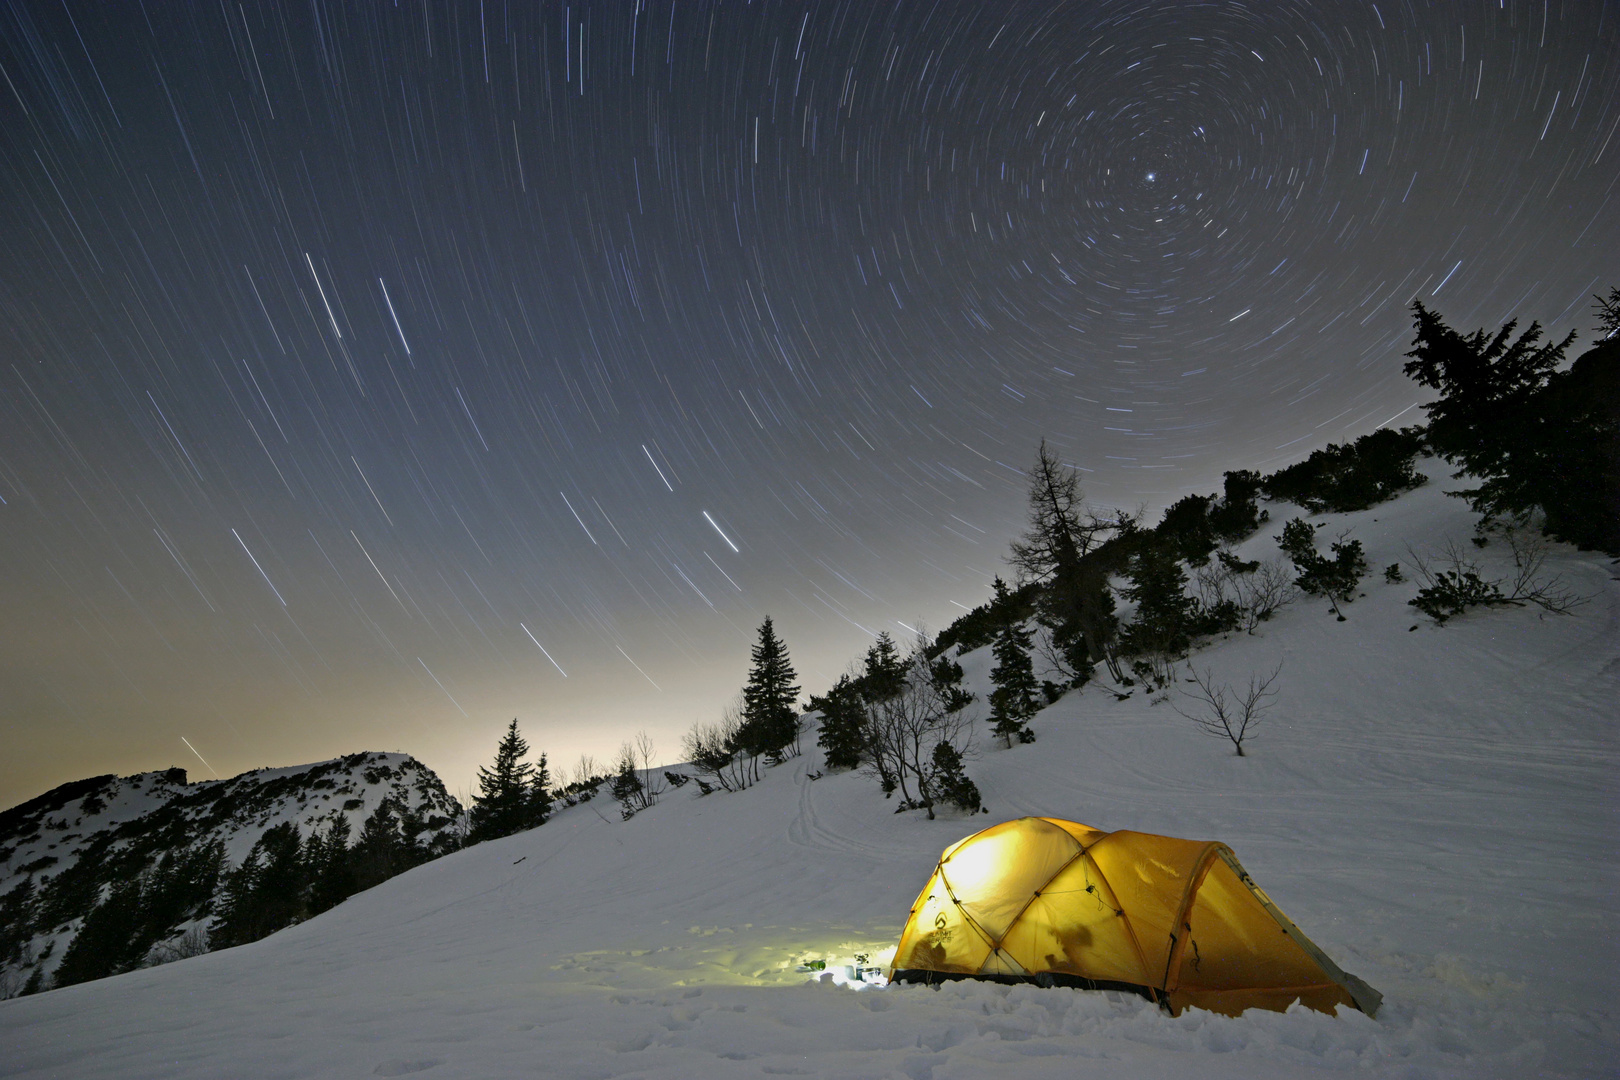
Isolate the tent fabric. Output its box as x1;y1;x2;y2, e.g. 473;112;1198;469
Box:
888;817;1381;1018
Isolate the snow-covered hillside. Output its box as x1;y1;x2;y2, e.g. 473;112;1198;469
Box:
0;752;461;992
1;469;1615;1078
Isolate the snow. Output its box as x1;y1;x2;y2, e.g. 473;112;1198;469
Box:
2;467;1616;1078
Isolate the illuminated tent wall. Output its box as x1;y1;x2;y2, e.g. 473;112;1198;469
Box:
889;817;1381;1018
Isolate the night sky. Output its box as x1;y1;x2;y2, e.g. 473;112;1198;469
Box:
1;1;1614;809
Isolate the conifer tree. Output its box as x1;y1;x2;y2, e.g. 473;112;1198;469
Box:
528;753;554;827
254;821;308;925
306;815;354;915
1403;300;1619;552
740;617;802;762
854;634;907;795
609;747;646;819
0;879;38;973
351;799;404;891
926;742;983;814
53;878;147;986
858;632;908;704
927;654;975;716
1277;518;1367;620
469;719;545;843
211;823;306;948
139;843;222;949
1118;545;1201;657
1009;442;1125;681
987;579;1040;747
1008;441;1092;582
210;848;261;949
810;674;868;771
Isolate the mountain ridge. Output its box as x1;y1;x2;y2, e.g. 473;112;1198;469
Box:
0;751;462;995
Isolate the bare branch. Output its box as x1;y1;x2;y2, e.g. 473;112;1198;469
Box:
1407;533;1588;622
635;731;665;805
1197;551;1297;633
860;650;978;819
569;754;602;790
1403;543;1437;587
1174;663;1282;756
1503;528;1589;615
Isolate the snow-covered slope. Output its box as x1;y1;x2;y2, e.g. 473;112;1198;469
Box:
0;752;461;990
1;469;1615;1078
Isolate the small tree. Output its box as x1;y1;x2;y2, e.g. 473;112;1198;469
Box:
855;632;910;794
1118;544;1200;659
469;720;548;843
611;732;664;818
927;743;982;814
1594;286;1620;341
1208;470;1265;541
1195;550;1296;633
926;653;975;716
556;755;609;807
1010;443;1128;684
1405;533;1587;624
684;699;755;793
528;753;554;826
610;747;645;819
987;581;1040;747
810;674;868;771
859;632;909;703
740;617;803;765
1175;664;1283;756
1277;518;1367;620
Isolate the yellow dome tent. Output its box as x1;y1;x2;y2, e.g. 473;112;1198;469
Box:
889;817;1381;1018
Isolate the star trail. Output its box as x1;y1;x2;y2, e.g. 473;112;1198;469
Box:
1;1;1614;805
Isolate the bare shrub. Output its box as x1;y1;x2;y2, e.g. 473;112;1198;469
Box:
1130;654;1179;695
682;697;756;794
1407;532;1588;624
1175;663;1283;757
610;733;665;819
1196;552;1298;633
145;926;209;967
571;754;602;788
1502;528;1588;614
861;652;979;819
555;754;609;807
1239;558;1300;628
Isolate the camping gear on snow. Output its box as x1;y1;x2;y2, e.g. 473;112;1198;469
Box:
889;817;1381;1018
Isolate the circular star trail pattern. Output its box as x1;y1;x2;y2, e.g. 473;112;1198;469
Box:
0;1;1614;803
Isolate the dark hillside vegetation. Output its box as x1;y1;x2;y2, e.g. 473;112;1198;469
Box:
1405;296;1619;553
897;293;1608;750
1259;428;1428;513
0;754;461;997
